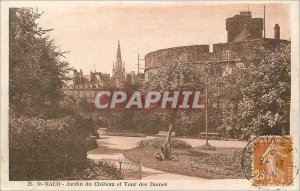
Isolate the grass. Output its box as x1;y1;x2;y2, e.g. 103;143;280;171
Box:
123;146;250;179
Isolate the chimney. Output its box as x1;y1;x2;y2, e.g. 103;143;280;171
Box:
274;24;280;40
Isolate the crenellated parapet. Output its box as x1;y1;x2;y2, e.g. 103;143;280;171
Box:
144;38;290;80
145;45;210;72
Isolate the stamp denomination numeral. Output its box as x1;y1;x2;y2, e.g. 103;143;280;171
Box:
254;169;266;181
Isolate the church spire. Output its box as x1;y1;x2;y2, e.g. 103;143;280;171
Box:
112;40;125;80
116;40;122;69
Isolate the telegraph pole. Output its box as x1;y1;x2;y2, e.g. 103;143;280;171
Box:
205;61;209;146
198;62;209;147
138;54;140;83
137;54;144;87
205;81;208;146
264;5;266;38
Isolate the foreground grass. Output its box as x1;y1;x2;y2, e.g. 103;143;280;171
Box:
124;147;250;179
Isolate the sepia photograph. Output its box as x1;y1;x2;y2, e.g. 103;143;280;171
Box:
0;1;299;190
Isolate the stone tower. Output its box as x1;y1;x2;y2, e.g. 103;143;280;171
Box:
226;11;263;42
111;41;125;87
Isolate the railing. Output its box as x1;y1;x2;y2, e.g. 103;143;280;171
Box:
118;159;142;180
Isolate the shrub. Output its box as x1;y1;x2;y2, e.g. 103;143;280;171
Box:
110;110;162;135
86;136;99;151
174;112;204;137
9;111;92;180
137;138;192;149
58;97;99;138
65;160;120;180
133;111;162;135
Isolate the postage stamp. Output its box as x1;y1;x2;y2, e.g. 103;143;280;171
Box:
252;136;293;186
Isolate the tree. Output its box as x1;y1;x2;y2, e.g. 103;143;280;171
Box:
9;8;72;118
217;43;291;139
146;61;209;160
8;8;104;180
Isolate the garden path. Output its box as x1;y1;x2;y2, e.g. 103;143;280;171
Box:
87;128;253;189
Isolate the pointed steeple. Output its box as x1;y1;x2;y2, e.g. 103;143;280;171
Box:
116;40;122;69
112;40;125;81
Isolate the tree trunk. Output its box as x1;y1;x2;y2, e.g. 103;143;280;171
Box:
154;112;176;161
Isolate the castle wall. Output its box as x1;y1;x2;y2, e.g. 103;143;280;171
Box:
145;45;210;79
144;38;290;80
213;38;290;58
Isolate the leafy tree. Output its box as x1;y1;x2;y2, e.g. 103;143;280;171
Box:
8;8;104;181
217;43;291;139
78;97;94;113
146;61;209;160
9;8;72;117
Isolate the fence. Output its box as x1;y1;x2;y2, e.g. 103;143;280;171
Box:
118;159;142;180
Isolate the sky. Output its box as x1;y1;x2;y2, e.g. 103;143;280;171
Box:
36;2;291;76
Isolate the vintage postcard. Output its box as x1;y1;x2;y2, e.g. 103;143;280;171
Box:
0;1;299;190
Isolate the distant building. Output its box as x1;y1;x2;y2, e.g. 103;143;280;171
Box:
126;71;137;84
111;41;126;87
62;69;110;103
62;41;132;102
72;69;110;88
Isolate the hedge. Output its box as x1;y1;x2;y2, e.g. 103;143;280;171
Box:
65;160;119;180
9;112;92;180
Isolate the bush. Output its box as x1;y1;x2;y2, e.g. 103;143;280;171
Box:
137;138;192;149
86;136;99;151
110;110;162;135
133;111;162;135
174;112;204;137
58;97;99;138
9;111;92;180
65;160;119;180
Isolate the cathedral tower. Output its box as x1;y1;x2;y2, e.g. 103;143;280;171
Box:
111;41;125;87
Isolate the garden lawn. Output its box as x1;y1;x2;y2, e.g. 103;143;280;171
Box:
123;147;250;179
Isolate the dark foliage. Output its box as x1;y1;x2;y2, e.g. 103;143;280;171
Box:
217;44;291;139
9;111;88;180
9;8;72;118
65;160;119;180
8;8;104;181
110;110;162;135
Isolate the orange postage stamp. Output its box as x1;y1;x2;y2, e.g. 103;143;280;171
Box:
252;136;293;186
